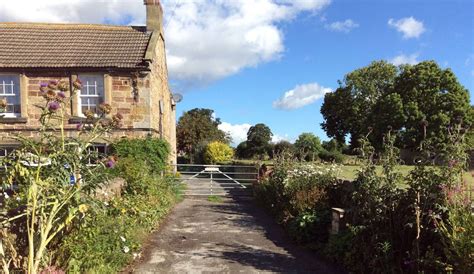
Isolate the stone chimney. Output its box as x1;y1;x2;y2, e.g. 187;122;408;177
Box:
144;0;163;33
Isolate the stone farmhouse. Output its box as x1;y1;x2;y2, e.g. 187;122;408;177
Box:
0;0;176;164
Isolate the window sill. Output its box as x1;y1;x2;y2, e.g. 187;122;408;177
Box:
0;117;27;124
68;117;110;124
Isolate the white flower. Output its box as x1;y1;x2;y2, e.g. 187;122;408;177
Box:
133;252;140;259
16;196;20;201
104;201;109;206
123;246;130;253
120;236;126;242
3;193;9;199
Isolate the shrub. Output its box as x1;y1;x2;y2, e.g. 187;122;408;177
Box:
0;79;122;274
54;176;179;273
204;141;234;164
111;137;169;174
256;124;473;273
318;149;345;163
254;156;341;244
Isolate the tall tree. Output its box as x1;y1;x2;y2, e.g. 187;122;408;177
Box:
246;123;273;159
294;132;323;161
273;140;294;157
321;61;398;148
394;61;473;149
321;60;473;150
176;108;229;162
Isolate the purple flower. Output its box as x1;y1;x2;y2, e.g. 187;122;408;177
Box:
40;82;48;88
57;91;66;99
76;123;83;131
48;101;60;112
105;160;115;169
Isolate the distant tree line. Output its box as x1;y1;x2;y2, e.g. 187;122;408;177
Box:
176;109;347;164
176;61;472;164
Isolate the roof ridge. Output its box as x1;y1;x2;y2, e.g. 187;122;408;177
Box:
0;22;146;31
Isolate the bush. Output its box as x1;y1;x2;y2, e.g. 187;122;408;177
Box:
0;79;122;273
254;157;341;244
55;176;179;273
54;138;177;272
204;141;234;164
256;125;473;273
318;149;345;163
111;137;169;174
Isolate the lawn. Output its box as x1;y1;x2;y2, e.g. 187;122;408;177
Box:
338;165;474;188
232;159;474;187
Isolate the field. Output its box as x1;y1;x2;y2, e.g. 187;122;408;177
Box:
232;159;474;187
338;165;474;190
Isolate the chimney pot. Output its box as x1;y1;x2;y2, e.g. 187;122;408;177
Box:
144;0;160;5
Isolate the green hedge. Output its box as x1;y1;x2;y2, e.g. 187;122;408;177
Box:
111;137;170;174
54;137;180;272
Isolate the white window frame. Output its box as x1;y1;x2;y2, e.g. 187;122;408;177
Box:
77;74;105;117
86;144;108;166
0;146;16;171
0;75;21;118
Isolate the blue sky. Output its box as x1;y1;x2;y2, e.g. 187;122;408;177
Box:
1;0;472;146
169;0;474;145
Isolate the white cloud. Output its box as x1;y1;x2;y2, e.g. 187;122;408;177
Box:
0;0;331;87
325;19;359;33
465;54;474;66
273;83;332;110
388;17;425;39
165;0;330;86
218;122;251;146
389;53;420;66
272;134;294;143
218;121;293;146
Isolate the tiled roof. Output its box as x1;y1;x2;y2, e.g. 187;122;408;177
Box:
0;23;152;69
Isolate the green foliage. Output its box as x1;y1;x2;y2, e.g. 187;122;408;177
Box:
0;79;122;274
235;141;251;159
176;108;230;163
207;195;223;203
322;139;345;153
204;141;234;164
332;125;473;273
435;185;474;272
321;60;473;150
111;137;169;174
246;123;273;159
111;138;170;195
256;123;473;273
55;176;179;273
321;60;398;147
318;150;345;163
273;140;294;157
254;156;341;244
294;133;323;161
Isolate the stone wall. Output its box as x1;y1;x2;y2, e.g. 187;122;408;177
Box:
148;32;177;165
0;70;176;162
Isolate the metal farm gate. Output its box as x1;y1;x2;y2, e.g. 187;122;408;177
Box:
173;164;258;196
